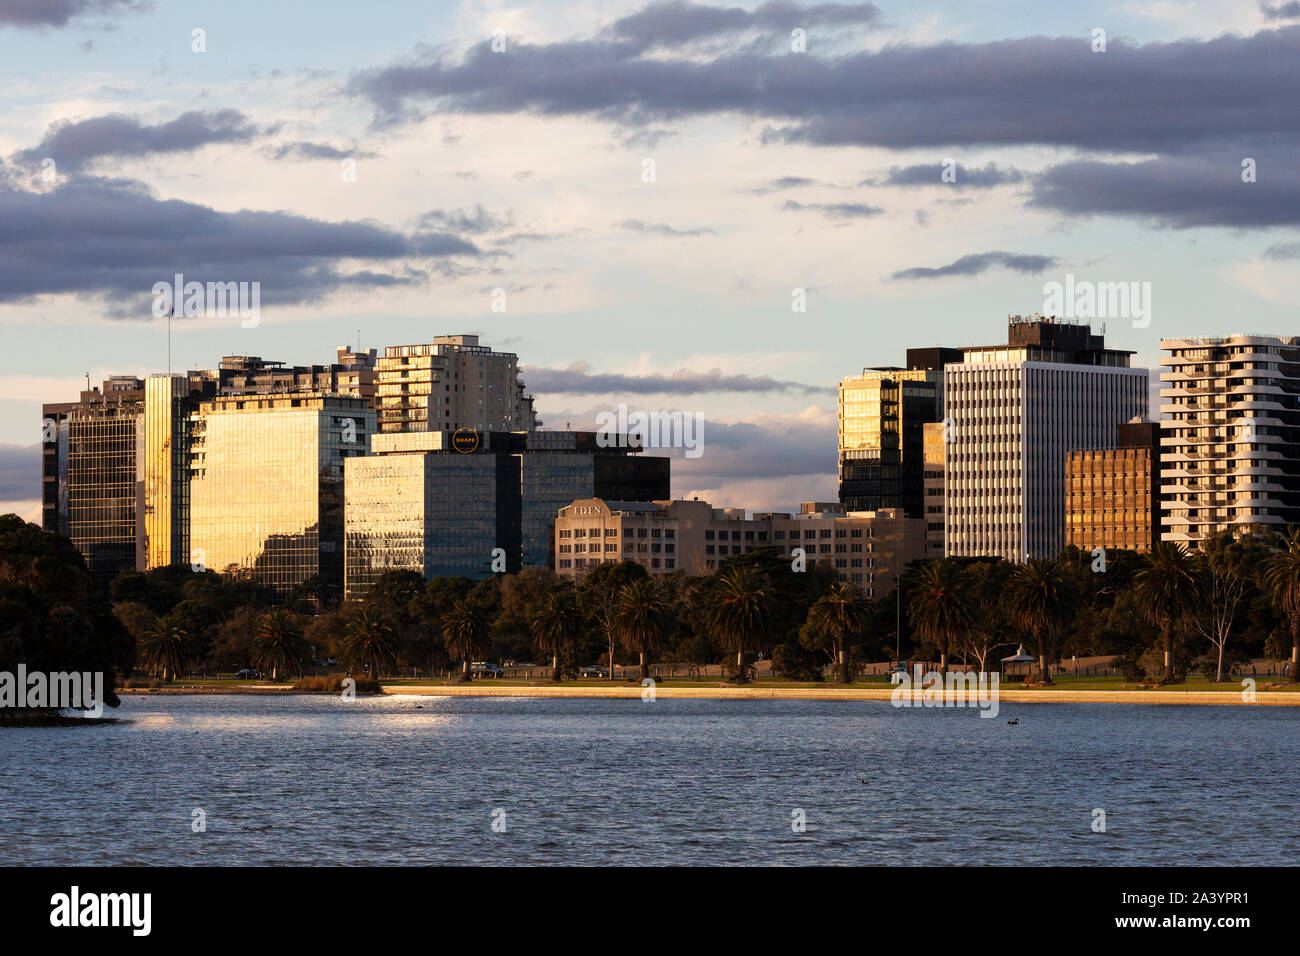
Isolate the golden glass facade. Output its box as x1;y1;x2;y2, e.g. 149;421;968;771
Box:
838;368;941;516
1066;446;1158;553
190;394;373;595
67;402;142;587
141;375;191;570
344;453;500;598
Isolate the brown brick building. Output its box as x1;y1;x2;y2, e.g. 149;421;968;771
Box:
1065;420;1162;553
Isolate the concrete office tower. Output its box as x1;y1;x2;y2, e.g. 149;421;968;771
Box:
189;394;374;598
838;348;960;517
376;334;537;434
1066;419;1163;554
1161;335;1300;544
216;348;377;406
945;316;1148;561
922;421;946;558
344;430;669;598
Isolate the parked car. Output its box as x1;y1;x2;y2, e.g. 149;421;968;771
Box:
579;665;609;678
470;661;504;678
235;668;258;679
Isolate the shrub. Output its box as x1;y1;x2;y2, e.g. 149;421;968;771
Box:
291;674;382;694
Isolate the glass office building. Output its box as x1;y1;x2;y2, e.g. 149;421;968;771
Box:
66;401;143;589
190;394;373;597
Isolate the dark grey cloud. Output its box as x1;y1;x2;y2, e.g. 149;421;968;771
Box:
1260;1;1300;20
871;162;1025;188
0;444;40;502
751;175;823;193
781;199;882;219
0;0;145;27
265;141;379;161
0;177;480;315
1264;240;1300;259
351;15;1300;155
15;110;259;172
891;250;1059;281
1030;154;1300;227
416;204;511;233
672;415;837;483
523;361;833;396
607;1;883;50
619;218;715;236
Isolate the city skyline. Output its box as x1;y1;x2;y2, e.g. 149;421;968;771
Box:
5;1;1300;521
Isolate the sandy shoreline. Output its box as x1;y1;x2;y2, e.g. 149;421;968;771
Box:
379;684;1300;706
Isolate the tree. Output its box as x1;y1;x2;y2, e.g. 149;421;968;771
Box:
1189;532;1261;682
706;565;770;683
906;559;973;677
1006;558;1076;685
442;597;491;681
960;561;1016;675
613;578;667;681
255;608;308;680
1260;527;1300;682
137;615;192;682
342;606;399;680
530;585;585;681
580;561;649;678
804;582;871;684
1132;542;1199;684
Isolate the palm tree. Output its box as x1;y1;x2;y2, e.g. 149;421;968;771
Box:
707;565;769;683
1132;542;1199;684
1260;527;1300;682
530;586;585;682
254;608;308;681
807;582;871;684
612;578;666;681
343;606;399;681
136;616;192;682
442;598;491;682
1006;558;1076;685
906;559;973;677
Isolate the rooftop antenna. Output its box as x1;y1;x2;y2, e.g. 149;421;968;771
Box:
167;303;174;378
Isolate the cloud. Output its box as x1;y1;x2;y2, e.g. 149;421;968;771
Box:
0;0;146;28
781;199;882;219
523;361;833;396
891;250;1059;280
415;204;512;234
0;443;39;502
606;1;883;50
1263;241;1300;259
351;15;1300;156
871;162;1025;188
619;218;715;236
265;141;379;161
1260;1;1300;20
750;175;822;193
14;110;260;173
1030;154;1300;227
0;177;481;314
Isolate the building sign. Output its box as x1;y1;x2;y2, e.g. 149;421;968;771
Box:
451;428;480;454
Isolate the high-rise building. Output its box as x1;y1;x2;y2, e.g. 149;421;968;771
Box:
837;348;959;517
922;420;946;558
945;316;1149;561
189;393;374;597
1160;335;1300;545
344;430;668;597
1066;419;1163;554
375;334;536;434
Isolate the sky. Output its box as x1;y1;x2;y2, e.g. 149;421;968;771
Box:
2;0;1299;522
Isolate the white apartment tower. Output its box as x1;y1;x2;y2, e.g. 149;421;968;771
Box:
1160;335;1300;545
945;316;1149;561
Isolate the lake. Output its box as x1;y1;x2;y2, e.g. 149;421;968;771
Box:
1;694;1292;865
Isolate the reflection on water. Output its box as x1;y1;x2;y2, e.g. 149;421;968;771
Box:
0;694;1294;866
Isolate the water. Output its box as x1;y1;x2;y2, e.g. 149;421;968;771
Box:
0;694;1293;865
